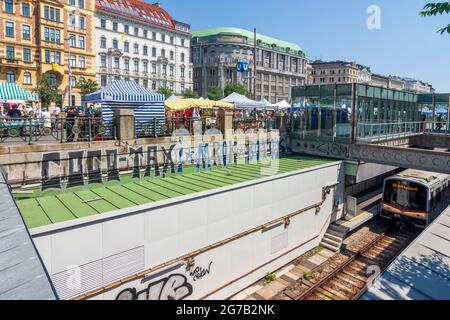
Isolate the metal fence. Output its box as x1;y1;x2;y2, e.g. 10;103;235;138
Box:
0;117;116;144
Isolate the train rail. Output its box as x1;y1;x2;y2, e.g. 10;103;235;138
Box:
276;223;420;300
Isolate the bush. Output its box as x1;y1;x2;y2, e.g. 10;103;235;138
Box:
264;272;277;283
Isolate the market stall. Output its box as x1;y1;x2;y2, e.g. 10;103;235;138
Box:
221;92;266;110
83;80;165;136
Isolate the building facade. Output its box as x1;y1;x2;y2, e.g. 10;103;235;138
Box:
191;27;307;103
95;0;192;94
310;60;360;85
1;0;96;106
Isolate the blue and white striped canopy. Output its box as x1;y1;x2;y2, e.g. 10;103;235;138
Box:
84;80;164;103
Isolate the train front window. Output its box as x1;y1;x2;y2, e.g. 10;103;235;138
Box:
384;180;427;212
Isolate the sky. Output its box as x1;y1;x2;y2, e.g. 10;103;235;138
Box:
149;0;450;92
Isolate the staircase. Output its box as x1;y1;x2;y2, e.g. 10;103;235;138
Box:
320;224;347;252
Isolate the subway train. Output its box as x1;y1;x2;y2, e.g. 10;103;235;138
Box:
381;169;450;228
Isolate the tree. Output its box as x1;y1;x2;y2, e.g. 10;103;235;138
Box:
32;76;62;107
224;82;251;98
182;89;199;99
420;2;450;34
76;79;98;98
207;86;223;101
157;87;172;98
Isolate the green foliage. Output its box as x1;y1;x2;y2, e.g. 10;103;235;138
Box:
207;86;223;101
303;272;312;281
264;272;277;283
157;87;172;99
224;82;251;98
182;88;199;99
76;79;98;97
32;76;62;107
420;2;450;34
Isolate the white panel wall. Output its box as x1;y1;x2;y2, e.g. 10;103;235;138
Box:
32;162;343;300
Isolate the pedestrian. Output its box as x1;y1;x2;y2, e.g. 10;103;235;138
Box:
65;106;79;142
7;105;21;119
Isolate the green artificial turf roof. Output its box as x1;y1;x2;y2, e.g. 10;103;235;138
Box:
15;156;334;229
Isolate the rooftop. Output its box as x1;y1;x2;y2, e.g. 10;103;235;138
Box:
362;204;450;300
191;27;306;57
14;157;334;229
0;173;57;300
96;0;190;33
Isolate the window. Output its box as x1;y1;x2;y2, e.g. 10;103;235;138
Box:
49;73;57;86
113;39;118;49
162;64;167;75
113;22;118;31
143;30;148;38
181;39;185;47
6;46;14;59
152;62;156;74
161;49;166;58
69;0;75;5
101;75;107;87
134;43;139;54
180;67;185;78
5;0;13;13
143;46;148;56
134;78;139;84
124;58;129;70
100;19;106;28
22;3;30;17
78;36;85;49
69;14;76;27
100;55;106;67
152;32;156;40
100;37;106;48
143;61;148;72
45;50;61;64
23;72;32;85
170;51;174;60
169;65;174;76
181;52;185;62
5;21;14;37
124;25;129;34
134;60;139;72
6;71;15;83
23;48;31;62
79;56;85;68
114;57;119;69
78;0;84;9
69;34;76;47
79;16;85;29
134;27;139;36
124;41;129;53
170;36;174;44
22;25;31;40
70;76;76;87
69;55;76;67
79;76;85;83
143;79;148;88
152;81;156;90
152;47;157;57
161;34;166;42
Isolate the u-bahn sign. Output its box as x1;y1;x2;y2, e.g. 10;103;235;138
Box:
236;60;249;73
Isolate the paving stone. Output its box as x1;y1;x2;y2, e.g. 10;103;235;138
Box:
285;271;300;281
318;249;335;259
308;254;328;266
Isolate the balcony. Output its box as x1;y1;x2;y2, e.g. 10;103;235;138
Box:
0;57;21;67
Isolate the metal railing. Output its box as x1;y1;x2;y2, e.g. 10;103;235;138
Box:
357;120;450;142
0;116;116;144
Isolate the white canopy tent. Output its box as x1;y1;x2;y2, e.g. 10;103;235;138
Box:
275;100;291;110
221;92;266;109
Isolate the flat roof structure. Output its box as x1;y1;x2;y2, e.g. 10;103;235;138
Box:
14;156;334;229
362;205;450;300
0;173;57;300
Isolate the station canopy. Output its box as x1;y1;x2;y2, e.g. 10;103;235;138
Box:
165;98;233;111
221;92;266;109
0;82;38;103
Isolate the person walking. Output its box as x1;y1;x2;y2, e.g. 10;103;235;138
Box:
65;106;79;142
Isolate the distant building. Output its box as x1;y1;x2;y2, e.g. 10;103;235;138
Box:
191;27;307;103
309;60;360;85
309;60;433;94
95;0;192;94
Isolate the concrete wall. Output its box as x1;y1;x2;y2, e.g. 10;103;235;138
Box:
30;161;344;300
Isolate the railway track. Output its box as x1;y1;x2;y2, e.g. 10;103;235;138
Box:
276;223;420;301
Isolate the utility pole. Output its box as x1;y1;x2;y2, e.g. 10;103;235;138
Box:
253;28;257;101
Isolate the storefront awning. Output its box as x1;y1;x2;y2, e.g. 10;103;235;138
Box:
0;83;38;103
165;98;233;111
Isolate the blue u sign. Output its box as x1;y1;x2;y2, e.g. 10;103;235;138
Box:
236;60;249;73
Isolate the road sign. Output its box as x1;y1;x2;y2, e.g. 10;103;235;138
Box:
236;60;249;73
